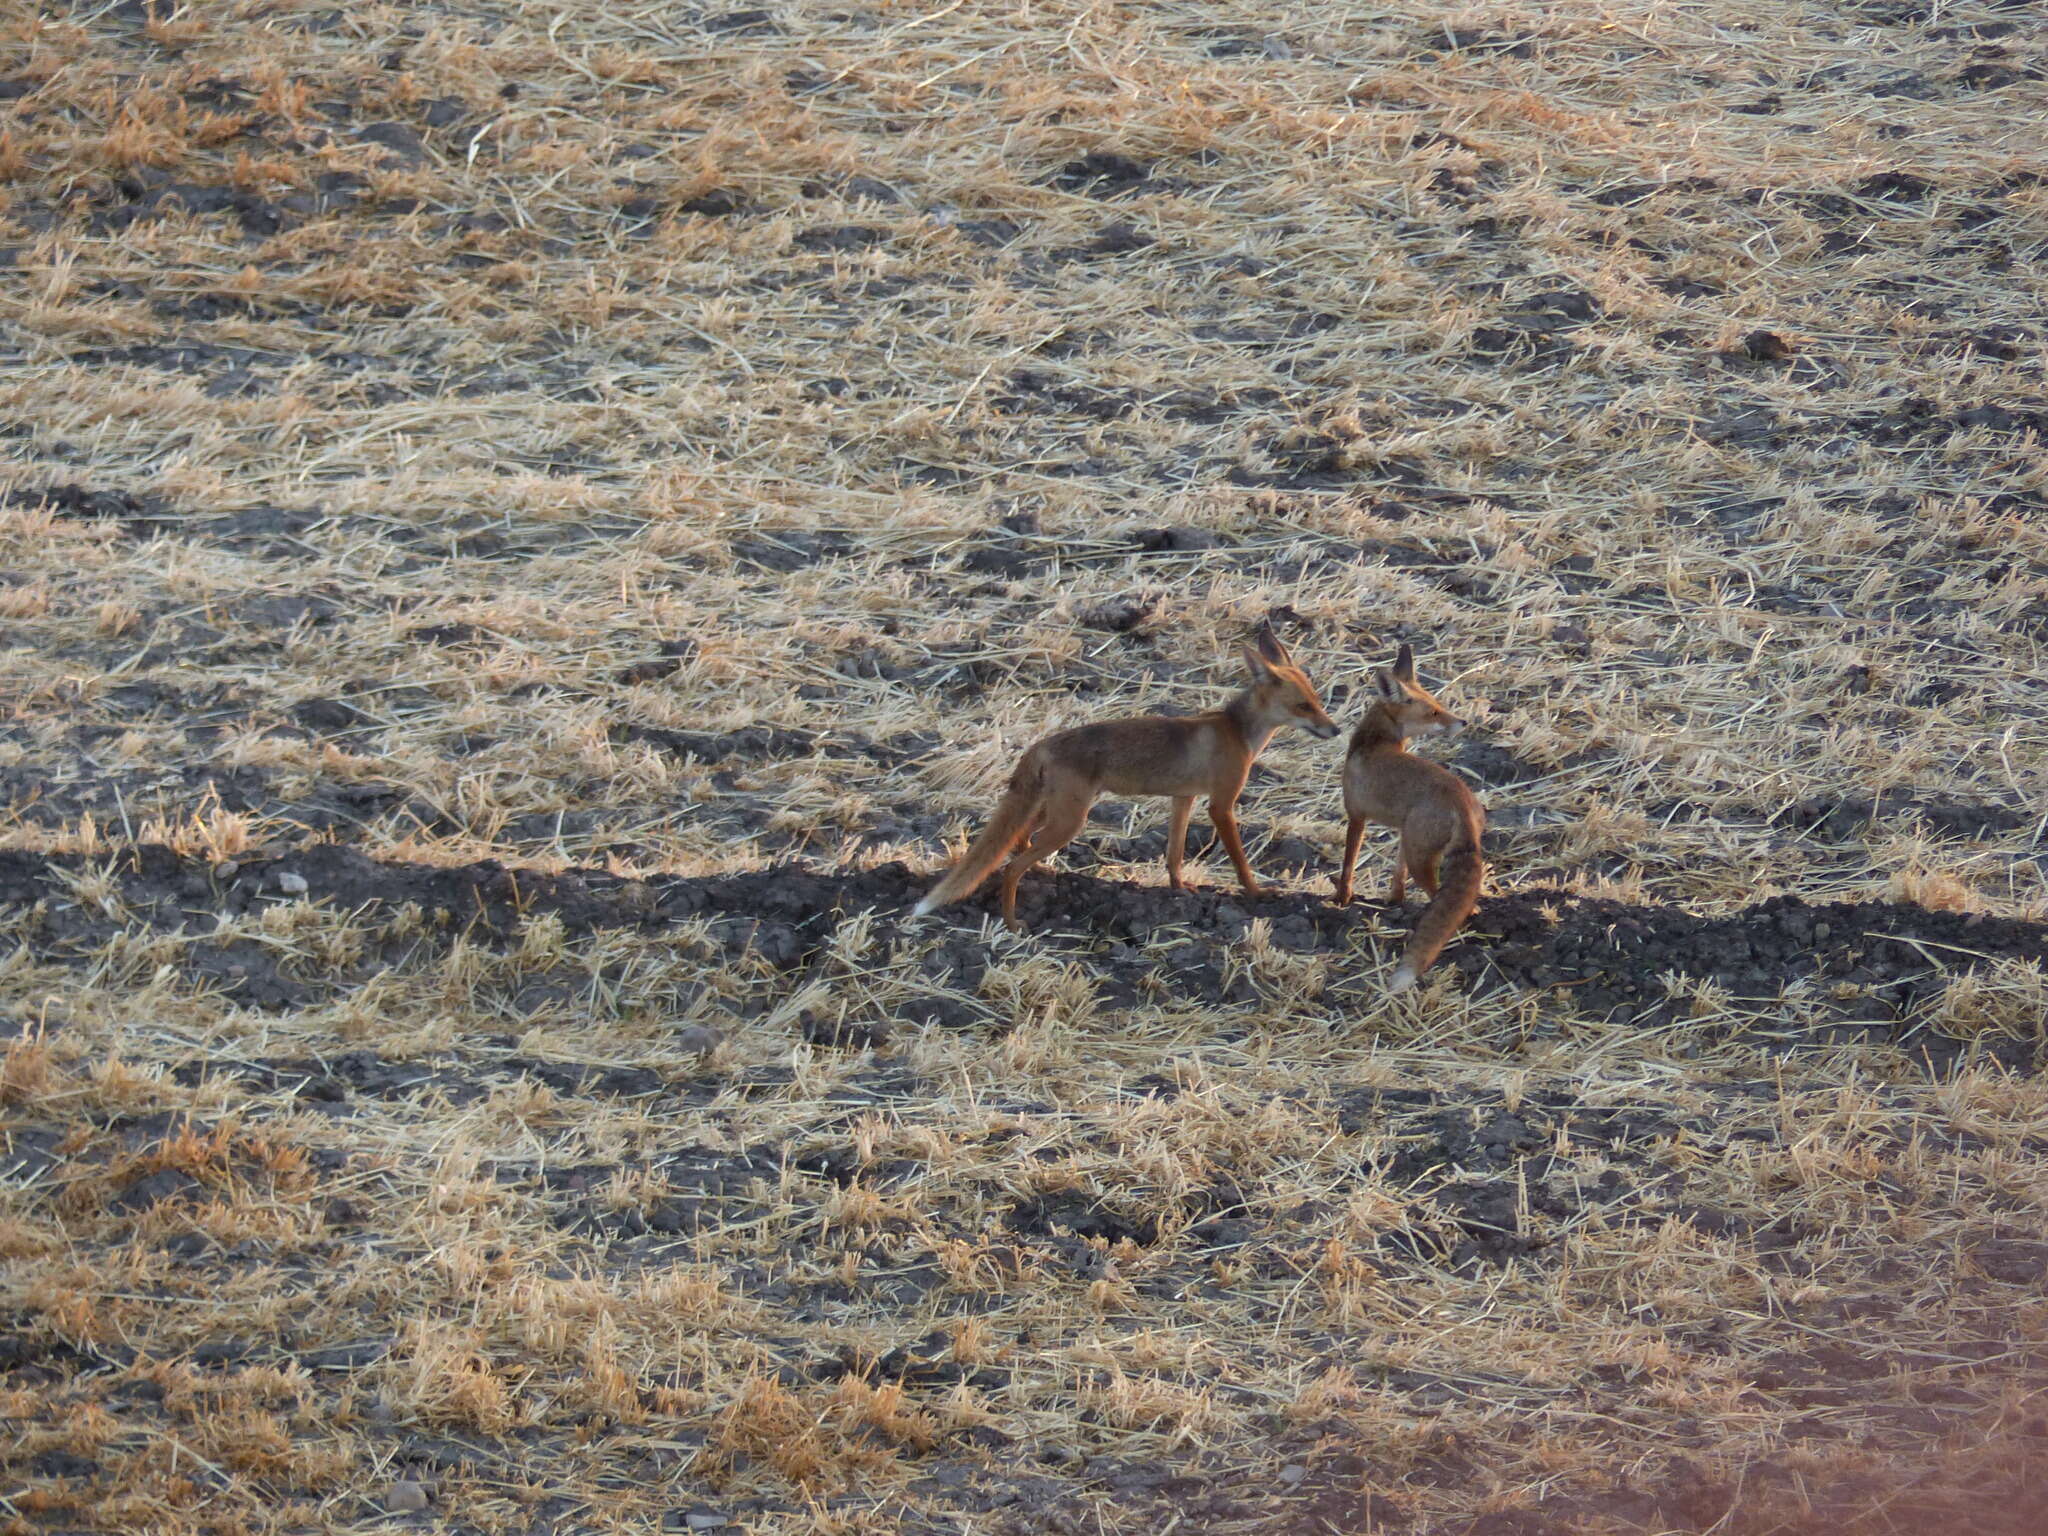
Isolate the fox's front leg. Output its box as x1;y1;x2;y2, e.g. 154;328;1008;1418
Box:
1166;796;1195;891
1208;795;1263;898
1334;814;1366;905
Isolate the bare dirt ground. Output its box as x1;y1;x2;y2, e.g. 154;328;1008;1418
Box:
3;1;2047;1532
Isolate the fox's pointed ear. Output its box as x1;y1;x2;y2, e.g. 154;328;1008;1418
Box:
1373;667;1405;701
1253;625;1292;667
1242;643;1279;681
1392;643;1415;682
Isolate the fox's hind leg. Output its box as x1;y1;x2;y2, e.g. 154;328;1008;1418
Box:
998;789;1093;931
1166;796;1195;891
1400;831;1443;901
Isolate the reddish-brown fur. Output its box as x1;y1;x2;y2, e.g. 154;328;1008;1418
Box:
915;632;1338;930
1334;644;1485;991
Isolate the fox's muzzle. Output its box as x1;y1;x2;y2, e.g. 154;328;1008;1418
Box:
1309;718;1340;739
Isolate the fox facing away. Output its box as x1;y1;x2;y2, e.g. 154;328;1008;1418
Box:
914;630;1339;930
1335;643;1485;992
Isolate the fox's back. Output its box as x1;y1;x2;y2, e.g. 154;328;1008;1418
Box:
1035;714;1223;798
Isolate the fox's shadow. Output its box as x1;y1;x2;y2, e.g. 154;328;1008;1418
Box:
0;845;2039;1070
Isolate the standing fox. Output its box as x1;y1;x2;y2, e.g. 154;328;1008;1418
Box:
914;630;1339;930
1335;644;1485;992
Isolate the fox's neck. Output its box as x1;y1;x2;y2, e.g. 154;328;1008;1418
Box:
1219;689;1280;758
1351;703;1411;756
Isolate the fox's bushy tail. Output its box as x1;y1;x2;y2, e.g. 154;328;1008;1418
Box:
1390;843;1483;990
913;757;1045;916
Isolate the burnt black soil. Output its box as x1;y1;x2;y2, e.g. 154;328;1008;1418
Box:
6;843;2040;1069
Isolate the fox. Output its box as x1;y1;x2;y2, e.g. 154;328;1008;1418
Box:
1334;643;1485;992
913;629;1340;931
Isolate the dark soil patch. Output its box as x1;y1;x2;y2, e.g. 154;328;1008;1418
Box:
1048;153;1153;197
611;723;935;770
0;846;2039;1069
10;481;178;536
1008;1191;1160;1248
1778;792;2031;841
615;724;819;764
1447;741;1547;790
729;529;858;570
532;1144;786;1243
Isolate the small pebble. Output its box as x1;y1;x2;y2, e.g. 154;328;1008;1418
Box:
278;871;309;895
1279;1463;1309;1486
1742;329;1795;362
675;1024;723;1056
385;1479;429;1513
214;859;239;880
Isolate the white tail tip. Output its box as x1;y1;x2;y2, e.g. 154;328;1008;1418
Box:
912;893;938;917
1388;965;1417;993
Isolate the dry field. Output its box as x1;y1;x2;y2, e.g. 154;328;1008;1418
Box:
4;0;2048;1531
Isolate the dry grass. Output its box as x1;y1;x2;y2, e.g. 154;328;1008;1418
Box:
2;0;2046;1532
